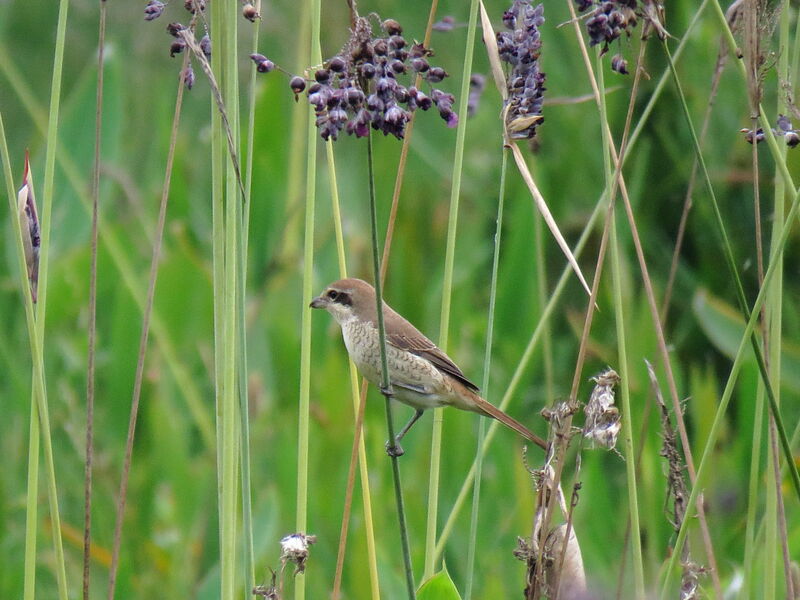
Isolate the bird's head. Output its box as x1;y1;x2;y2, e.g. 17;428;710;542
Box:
309;278;377;325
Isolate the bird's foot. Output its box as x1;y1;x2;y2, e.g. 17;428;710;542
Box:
379;384;395;398
385;438;405;457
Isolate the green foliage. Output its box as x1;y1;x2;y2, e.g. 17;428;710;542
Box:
417;567;462;600
1;0;799;598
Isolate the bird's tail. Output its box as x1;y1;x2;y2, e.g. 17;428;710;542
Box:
471;394;547;450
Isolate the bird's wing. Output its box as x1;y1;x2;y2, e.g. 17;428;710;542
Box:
387;332;480;392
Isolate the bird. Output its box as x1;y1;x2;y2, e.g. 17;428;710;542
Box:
310;277;547;456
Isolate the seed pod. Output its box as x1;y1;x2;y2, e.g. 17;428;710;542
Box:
183;64;195;89
290;76;307;95
144;0;165;21
166;22;185;37
610;53;628;75
426;67;447;83
315;68;331;83
200;34;212;59
242;3;260;21
185;0;205;13
170;40;186;57
329;56;346;73
382;19;403;35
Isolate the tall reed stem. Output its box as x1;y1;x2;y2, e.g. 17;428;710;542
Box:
464;146;508;600
424;0;480;578
295;0;321;596
367;131;416;599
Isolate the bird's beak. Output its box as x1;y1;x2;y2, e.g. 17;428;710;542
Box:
309;295;327;309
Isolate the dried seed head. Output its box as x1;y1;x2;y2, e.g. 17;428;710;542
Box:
373;39;388;56
166;22;185;37
250;53;274;72
242;3;260;21
280;533;317;575
200;34;212;59
183;64;195;89
184;0;205;13
611;53;628;74
290;76;307;95
741;127;764;144
786;131;800;148
144;0;165;21
170;39;186;57
426;66;447;82
382;18;403;35
583;368;621;449
329;56;346;73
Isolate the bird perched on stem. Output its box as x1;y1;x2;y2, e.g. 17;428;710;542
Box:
310;278;547;456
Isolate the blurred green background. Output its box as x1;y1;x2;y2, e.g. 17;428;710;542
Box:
1;0;799;598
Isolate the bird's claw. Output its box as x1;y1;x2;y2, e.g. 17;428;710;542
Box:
379;384;394;398
385;438;405;457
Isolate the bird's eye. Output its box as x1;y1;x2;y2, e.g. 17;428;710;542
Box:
327;290;339;301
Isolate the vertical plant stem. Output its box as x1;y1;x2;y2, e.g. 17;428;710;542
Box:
219;0;242;596
464;146;508;600
367;132;416;600
424;0;480;578
596;51;645;599
296;0;321;596
107;60;188;600
84;2;107;599
327;138;381;599
238;4;263;595
27;0;71;597
0;118;56;600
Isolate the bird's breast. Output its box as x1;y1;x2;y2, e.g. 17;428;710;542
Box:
340;320;451;410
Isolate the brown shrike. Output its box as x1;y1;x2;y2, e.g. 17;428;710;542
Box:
310;278;547;455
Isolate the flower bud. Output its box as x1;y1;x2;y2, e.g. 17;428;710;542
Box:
242;3;260;21
382;19;403;35
290;76;306;94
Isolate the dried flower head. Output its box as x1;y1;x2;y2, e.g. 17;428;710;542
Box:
610;53;629;74
253;15;458;140
583;368;621;449
497;1;546;139
280;533;316;575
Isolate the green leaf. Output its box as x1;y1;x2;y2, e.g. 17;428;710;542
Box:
417;568;462;600
692;289;800;392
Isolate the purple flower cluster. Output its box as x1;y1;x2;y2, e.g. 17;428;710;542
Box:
253;17;458;141
575;0;638;55
497;1;546;140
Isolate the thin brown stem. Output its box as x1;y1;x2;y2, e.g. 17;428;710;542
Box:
331;379;369;599
84;2;106;599
107;61;187;600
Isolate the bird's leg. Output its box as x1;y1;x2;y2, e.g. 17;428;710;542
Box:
386;409;424;457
